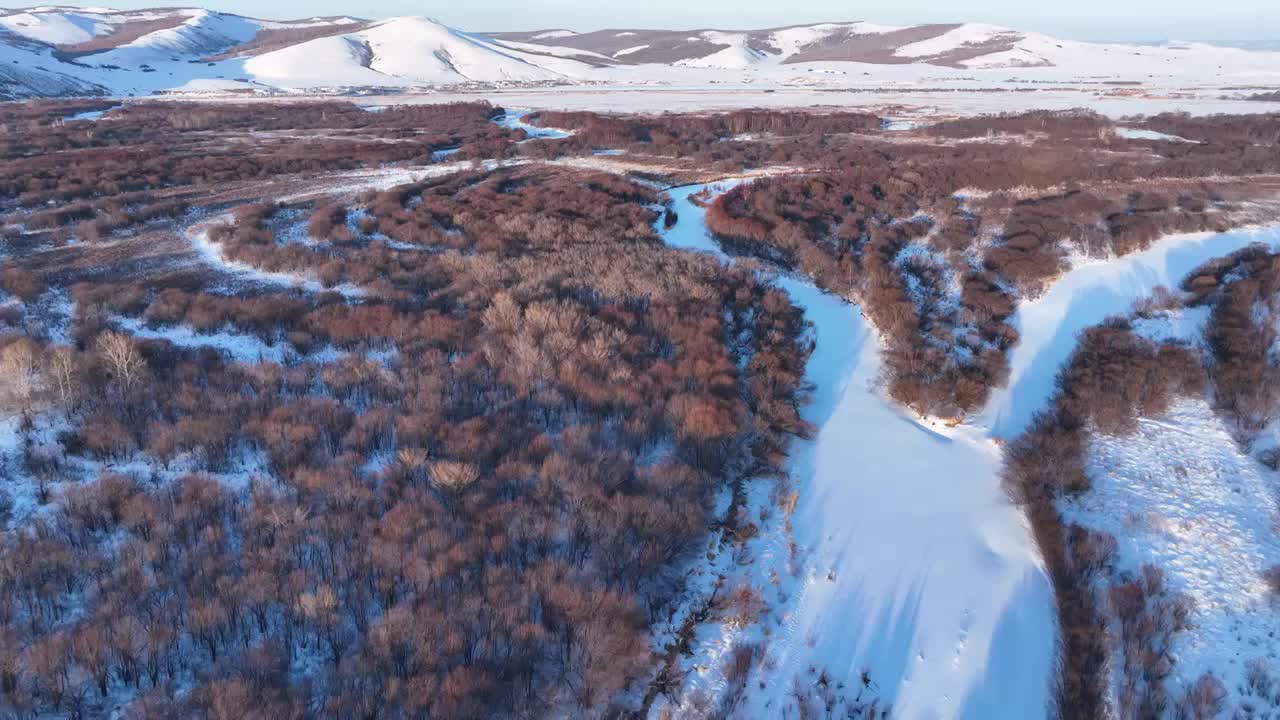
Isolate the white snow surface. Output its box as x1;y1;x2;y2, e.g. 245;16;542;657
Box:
1129;304;1213;345
0;10;113;45
87;10;261;67
676;32;767;70
896;23;1023;60
657;181;1054;719
5;10;1280;105
66;104;120;121
980;226;1280;440
613;45;649;58
113;315;293;363
243;17;584;89
531;30;576;40
243;33;389;89
1066;398;1280;707
655;178;1280;718
1115;126;1198;143
771;21;903;54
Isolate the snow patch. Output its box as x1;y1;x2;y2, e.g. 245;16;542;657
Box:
189;222;366;299
1115;126;1199;143
113;315;293;364
896;24;1021;59
613;45;649;58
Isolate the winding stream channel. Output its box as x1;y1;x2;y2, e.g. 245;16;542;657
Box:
654;179;1280;719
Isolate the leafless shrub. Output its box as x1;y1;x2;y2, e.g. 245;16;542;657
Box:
427;460;480;492
1264;566;1280;597
0;336;47;412
0;267;45;302
1172;673;1227;720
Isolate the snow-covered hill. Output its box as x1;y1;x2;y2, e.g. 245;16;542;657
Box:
1;7;196;47
0;28;106;100
243;17;586;90
497;20;1280;73
2;6;1280;98
85;10;262;67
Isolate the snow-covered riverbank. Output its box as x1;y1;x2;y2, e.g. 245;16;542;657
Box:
654;181;1280;718
656;182;1054;719
980;225;1280;440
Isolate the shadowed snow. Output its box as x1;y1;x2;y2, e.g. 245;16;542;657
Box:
979;226;1280;439
657;180;1280;719
658;182;1053;719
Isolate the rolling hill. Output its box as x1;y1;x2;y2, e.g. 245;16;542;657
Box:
0;6;1279;98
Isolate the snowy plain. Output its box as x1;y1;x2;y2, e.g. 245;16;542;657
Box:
3;7;1280;121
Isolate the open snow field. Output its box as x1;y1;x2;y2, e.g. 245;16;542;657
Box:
4;6;1280;132
652;179;1280;718
356;86;1280;120
1066;398;1280;707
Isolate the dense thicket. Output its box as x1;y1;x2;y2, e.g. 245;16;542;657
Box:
1182;245;1280;431
0;100;516;246
926;108;1113;139
0;156;811;717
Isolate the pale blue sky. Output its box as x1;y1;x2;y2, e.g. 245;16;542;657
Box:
4;1;1277;44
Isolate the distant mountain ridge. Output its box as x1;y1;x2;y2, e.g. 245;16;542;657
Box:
1;6;1278;99
490;23;1046;69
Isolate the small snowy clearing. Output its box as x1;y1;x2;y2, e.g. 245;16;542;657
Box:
1115;126;1199;143
1129;304;1213;345
66;105;121;121
283;161;479;200
882;118;927;131
1064;398;1280;708
189;222;367;299
113;315;296;364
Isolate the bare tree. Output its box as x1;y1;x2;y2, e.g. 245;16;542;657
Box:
95;332;146;395
0;337;46;412
47;345;81;409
